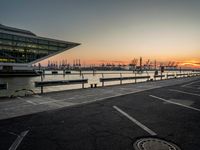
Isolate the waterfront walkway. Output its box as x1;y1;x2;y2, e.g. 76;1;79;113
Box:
0;76;199;120
0;76;200;150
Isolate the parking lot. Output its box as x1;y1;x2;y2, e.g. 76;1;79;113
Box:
0;78;200;150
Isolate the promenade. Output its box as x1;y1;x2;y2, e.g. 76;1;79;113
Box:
0;76;199;120
0;76;200;150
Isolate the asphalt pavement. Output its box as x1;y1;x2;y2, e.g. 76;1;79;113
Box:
0;78;200;150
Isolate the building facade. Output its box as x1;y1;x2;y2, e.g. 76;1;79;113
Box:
0;24;80;71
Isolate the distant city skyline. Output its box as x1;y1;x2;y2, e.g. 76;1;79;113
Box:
1;0;200;68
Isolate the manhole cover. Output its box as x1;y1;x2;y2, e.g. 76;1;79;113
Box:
133;137;181;150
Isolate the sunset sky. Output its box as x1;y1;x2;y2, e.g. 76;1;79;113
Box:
1;0;200;68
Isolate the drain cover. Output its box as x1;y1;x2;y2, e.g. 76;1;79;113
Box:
133;137;181;150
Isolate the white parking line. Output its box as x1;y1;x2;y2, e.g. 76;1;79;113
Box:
39;100;61;104
149;95;200;112
33;95;42;98
181;81;200;88
113;106;157;136
17;97;24;100
169;89;200;97
9;130;29;150
26;100;37;105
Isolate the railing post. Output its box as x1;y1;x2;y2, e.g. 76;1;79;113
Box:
63;69;65;78
120;73;122;85
102;73;104;87
41;73;43;94
135;73;137;83
43;69;45;77
41;86;43;94
93;69;95;76
82;74;84;89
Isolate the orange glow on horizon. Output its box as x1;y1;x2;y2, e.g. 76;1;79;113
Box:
38;46;200;69
39;57;200;69
179;60;200;68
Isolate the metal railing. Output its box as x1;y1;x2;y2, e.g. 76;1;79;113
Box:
1;71;200;97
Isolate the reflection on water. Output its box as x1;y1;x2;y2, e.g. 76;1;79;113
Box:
0;70;192;97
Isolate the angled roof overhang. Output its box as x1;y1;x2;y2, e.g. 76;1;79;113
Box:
0;24;81;65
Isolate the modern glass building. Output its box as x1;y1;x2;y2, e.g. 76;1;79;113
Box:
0;24;80;71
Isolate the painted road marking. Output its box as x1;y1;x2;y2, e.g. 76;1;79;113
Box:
39;100;61;104
17;97;24;100
33;95;42;98
39;100;75;106
15;87;160;106
181;81;200;87
79;90;144;105
149;95;200;112
113;105;157;136
68;97;76;99
169;89;200;97
26;100;37;105
32;90;144;105
9;130;29;150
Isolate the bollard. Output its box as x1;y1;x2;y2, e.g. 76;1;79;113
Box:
90;84;93;88
94;83;97;88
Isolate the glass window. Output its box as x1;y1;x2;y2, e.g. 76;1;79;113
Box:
59;43;66;47
28;49;38;53
38;39;48;44
12;41;19;46
38;50;49;54
4;34;12;40
0;39;12;45
26;38;37;43
27;43;38;48
49;41;58;46
0;33;3;39
49;46;59;51
38;44;48;49
1;45;13;51
13;47;24;52
13;35;26;41
17;42;27;47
